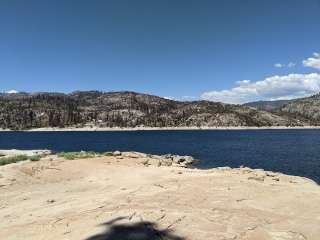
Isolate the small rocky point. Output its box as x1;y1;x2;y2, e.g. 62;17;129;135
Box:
114;151;195;168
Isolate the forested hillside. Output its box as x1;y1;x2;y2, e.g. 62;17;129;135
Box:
0;91;306;130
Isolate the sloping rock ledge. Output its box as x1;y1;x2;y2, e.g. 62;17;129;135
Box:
0;151;319;240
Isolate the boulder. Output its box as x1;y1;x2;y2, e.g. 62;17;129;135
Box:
159;158;173;167
121;152;147;158
112;151;121;156
141;158;161;167
109;151;195;168
217;167;232;171
161;154;194;168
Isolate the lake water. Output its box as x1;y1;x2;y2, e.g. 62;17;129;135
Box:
0;130;319;183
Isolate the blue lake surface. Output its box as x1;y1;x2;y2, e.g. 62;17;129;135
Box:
0;130;319;183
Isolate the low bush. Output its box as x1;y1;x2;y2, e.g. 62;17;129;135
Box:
29;155;42;161
103;152;114;156
57;151;102;160
0;155;41;166
56;151;119;160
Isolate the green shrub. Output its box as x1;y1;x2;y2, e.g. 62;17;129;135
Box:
0;155;29;166
0;154;45;166
57;152;78;160
29;155;41;161
57;151;102;160
103;152;114;156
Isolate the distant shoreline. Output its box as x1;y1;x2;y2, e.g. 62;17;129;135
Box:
1;126;320;132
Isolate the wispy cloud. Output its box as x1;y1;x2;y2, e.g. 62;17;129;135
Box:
274;63;283;68
180;96;197;101
287;62;296;68
5;90;19;94
303;52;320;70
163;96;175;100
164;95;197;101
201;73;320;104
274;62;296;68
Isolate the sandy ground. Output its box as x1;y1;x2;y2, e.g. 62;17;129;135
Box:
0;154;319;240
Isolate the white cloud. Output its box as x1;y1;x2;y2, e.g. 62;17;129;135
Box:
287;62;296;68
303;52;320;70
274;62;296;68
274;63;284;68
201;73;320;104
164;96;197;101
236;80;251;85
163;96;175;100
5;90;19;94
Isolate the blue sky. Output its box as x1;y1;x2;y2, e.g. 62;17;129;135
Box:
0;0;319;103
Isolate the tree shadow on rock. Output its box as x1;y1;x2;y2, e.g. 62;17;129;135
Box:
85;217;185;240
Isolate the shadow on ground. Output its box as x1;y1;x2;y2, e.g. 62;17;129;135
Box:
85;217;185;240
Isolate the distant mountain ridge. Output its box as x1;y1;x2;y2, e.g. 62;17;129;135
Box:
243;93;320;125
0;91;305;130
243;100;291;111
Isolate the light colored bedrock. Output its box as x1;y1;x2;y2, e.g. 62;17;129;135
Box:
0;152;319;240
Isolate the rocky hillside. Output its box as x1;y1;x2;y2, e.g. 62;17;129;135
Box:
243;100;291;111
276;94;320;125
0;91;303;130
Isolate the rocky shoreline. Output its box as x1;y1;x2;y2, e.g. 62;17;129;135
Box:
0;149;195;168
2;125;320;132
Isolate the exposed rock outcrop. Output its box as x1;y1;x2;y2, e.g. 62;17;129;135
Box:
112;151;195;168
277;93;320;125
244;93;320;125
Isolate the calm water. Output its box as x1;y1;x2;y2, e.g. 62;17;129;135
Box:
0;130;319;183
